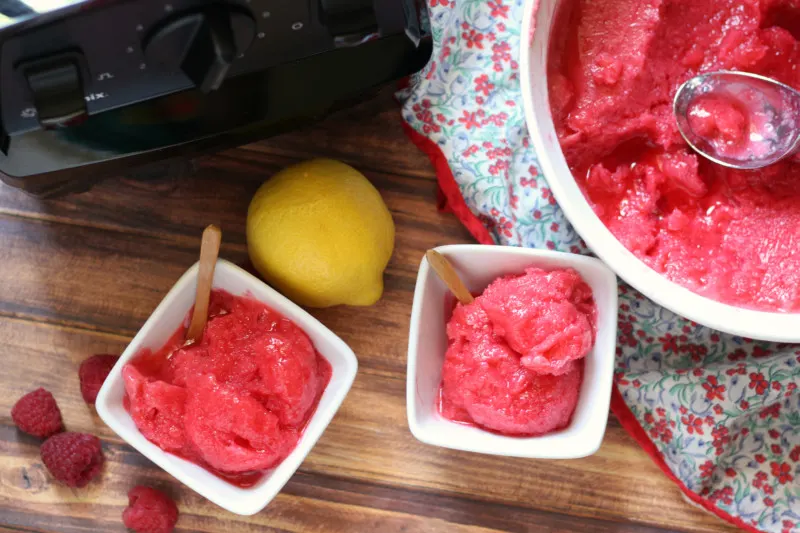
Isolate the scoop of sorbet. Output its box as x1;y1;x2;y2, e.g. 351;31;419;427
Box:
184;374;299;472
439;268;596;436
476;267;596;376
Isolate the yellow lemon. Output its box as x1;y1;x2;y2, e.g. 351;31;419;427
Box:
246;159;395;308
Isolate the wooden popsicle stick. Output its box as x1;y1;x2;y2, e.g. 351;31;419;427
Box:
185;224;222;344
426;250;474;305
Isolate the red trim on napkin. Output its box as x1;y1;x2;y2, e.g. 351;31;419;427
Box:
610;389;761;533
401;121;495;246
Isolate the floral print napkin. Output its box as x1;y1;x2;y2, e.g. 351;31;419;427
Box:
398;1;800;531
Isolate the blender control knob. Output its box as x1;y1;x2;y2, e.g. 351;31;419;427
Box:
144;4;256;92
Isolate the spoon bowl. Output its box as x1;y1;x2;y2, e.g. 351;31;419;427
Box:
673;70;800;169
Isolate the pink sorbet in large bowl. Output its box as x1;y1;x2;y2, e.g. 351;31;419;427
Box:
547;0;800;312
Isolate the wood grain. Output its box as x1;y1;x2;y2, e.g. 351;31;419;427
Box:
0;96;740;532
243;90;435;179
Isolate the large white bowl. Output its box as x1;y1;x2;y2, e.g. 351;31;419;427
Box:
96;259;358;516
519;0;800;342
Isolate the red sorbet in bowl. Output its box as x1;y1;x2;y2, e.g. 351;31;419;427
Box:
123;289;331;486
548;0;800;311
439;267;596;436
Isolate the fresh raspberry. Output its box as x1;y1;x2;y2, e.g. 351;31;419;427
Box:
78;354;119;405
40;432;104;488
11;388;64;438
122;486;179;533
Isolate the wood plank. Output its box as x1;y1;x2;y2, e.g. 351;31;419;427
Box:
0;155;449;249
0;213;231;336
0;439;500;533
241;89;435;179
0;435;680;533
0;317;737;533
0;160;264;248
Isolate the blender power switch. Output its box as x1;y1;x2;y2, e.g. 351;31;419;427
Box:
22;55;87;126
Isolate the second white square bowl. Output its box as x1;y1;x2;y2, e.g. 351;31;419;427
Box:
407;245;618;459
96;259;358;516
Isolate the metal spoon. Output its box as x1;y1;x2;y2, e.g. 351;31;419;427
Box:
673;70;800;169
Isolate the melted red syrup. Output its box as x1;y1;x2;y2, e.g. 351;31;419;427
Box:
170;450;266;489
124;291;332;488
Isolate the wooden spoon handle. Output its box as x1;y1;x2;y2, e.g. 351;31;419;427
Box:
186;225;222;343
426;250;474;305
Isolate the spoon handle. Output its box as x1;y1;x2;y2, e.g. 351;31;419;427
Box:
426;250;474;305
186;225;223;343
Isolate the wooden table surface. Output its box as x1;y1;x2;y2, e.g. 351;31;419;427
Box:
0;92;741;533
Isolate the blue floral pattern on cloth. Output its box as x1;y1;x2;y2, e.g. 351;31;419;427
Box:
398;1;800;531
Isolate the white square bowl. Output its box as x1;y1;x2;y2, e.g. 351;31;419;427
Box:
407;245;618;459
96;259;358;516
